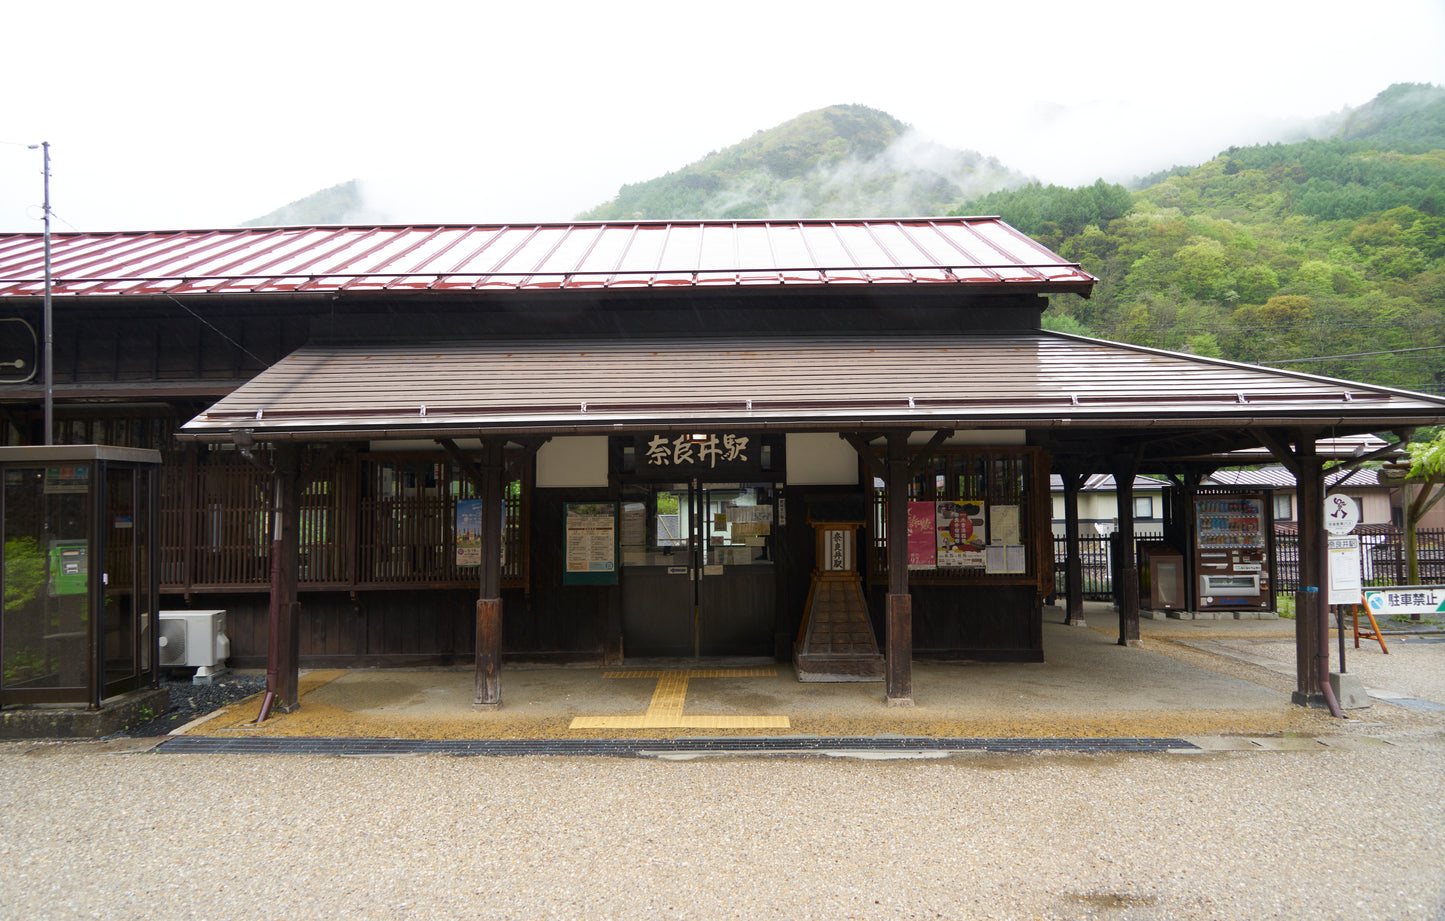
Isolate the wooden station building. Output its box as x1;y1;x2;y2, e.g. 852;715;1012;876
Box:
3;218;1444;712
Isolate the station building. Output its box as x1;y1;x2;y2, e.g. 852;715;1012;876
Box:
3;218;1443;712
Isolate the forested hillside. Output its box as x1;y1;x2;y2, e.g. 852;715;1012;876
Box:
579;105;1029;220
241;180;380;227
958;84;1445;397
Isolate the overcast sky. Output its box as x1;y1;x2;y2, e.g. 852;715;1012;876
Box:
2;0;1443;234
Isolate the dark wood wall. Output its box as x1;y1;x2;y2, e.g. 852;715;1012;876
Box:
868;585;1043;662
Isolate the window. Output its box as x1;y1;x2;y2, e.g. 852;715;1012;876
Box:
1273;493;1293;521
1133;495;1154;519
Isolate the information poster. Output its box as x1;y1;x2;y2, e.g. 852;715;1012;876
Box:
907;501;936;569
937;499;986;568
1328;535;1362;605
564;502;618;585
991;505;1021;546
985;544;1027;574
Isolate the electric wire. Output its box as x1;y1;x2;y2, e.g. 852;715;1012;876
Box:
160;291;268;367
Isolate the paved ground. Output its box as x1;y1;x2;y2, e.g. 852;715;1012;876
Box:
169;609;1343;743
2;604;1443;920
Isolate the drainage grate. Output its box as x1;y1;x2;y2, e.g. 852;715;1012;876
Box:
158;736;1197;757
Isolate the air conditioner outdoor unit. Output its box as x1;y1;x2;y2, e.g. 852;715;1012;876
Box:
158;610;230;683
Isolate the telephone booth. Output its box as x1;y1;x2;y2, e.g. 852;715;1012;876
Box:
1;445;162;712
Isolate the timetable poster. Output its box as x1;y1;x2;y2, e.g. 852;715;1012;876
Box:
564;502;618;585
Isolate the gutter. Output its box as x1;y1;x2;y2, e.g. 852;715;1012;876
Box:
170;414;1445;445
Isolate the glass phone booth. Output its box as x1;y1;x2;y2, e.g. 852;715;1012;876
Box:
1;445;162;710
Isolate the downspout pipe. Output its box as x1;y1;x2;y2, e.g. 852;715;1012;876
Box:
1305;586;1345;719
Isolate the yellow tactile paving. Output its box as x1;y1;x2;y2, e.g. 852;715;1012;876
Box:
569;667;791;730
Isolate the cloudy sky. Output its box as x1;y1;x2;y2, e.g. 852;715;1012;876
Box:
2;0;1443;233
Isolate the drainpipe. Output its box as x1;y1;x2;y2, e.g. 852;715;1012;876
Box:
1305;586;1344;719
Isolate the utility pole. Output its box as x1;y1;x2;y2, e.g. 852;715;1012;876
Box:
27;141;52;444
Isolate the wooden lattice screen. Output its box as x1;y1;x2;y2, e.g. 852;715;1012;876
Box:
159;448;527;594
868;446;1052;592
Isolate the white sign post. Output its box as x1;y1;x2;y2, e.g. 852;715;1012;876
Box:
1328;535;1362;606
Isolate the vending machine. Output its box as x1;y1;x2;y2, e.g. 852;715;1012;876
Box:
1193;490;1274;612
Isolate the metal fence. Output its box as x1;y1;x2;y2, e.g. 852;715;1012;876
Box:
1050;535;1117;600
1054;528;1445;601
1275;528;1445;590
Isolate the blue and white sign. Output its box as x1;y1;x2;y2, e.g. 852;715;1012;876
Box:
1364;586;1445;616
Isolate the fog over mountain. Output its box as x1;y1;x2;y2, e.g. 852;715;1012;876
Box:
244;98;1362;227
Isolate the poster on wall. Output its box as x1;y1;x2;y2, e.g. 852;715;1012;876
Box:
456;499;483;567
907;501;936;569
456;500;506;568
564;502;619;585
937;499;986;568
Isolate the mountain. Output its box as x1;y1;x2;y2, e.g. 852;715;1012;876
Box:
577;105;1031;220
241;179;384;227
963;84;1445;397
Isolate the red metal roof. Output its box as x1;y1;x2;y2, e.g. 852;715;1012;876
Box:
0;219;1096;298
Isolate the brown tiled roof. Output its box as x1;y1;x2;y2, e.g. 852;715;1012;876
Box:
180;332;1445;440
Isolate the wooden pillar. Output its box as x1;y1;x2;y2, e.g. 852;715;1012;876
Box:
268;444;302;713
474;438;505;710
884;432;913;706
1293;443;1327;707
1110;453;1142;647
1060;462;1086;626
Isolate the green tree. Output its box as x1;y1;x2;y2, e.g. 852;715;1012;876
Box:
1383;433;1445;594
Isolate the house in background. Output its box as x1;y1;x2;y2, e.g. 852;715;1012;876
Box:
1205;465;1393;530
1208;463;1445;532
1050;474;1168;539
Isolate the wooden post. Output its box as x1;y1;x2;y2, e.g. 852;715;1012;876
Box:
1293;445;1326;706
1060;462;1086;626
1110;453;1142;647
884;432;913;706
474;438;505;710
269;445;301;713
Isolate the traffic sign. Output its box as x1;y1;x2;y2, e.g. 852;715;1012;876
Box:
1324;494;1359;535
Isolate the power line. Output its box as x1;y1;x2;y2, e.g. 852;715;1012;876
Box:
1264;344;1445;364
161;292;268;366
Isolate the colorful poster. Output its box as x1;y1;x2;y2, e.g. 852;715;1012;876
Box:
937;499;986;568
456;499;505;568
907;501;936;570
455;499;483;567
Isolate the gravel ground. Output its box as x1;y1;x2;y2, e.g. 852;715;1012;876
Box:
2;631;1440;919
0;742;1442;920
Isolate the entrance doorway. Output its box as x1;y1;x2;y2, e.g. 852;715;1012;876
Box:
619;481;779;658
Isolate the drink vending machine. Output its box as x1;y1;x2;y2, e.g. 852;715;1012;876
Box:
1193;491;1274;612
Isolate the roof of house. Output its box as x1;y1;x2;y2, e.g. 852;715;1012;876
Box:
0;218;1097;299
1049;474;1172;491
1205;465;1389;489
